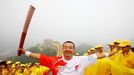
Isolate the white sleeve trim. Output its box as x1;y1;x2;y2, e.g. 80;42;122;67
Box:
25;51;31;57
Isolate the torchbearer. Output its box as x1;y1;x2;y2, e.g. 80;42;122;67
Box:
19;41;119;75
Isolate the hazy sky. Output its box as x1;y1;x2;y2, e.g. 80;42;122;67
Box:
0;0;134;54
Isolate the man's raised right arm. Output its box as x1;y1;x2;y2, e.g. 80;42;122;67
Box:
19;48;40;59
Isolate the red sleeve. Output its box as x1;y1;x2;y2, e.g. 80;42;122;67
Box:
39;54;53;68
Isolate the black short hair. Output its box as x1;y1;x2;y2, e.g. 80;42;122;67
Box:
63;41;75;50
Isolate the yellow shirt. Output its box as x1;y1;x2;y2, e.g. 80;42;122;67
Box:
2;69;8;75
108;49;117;60
83;53;88;56
111;49;122;60
4;68;15;75
40;65;50;75
114;50;134;69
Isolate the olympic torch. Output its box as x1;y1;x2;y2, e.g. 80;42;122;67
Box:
18;5;35;56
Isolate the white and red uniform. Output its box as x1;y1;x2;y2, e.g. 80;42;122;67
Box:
39;54;97;75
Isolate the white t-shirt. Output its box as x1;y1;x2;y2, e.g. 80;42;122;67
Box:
57;54;97;75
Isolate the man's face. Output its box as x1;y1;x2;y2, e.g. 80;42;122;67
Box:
99;47;103;53
109;45;115;49
91;50;95;54
114;43;120;49
121;46;130;52
15;64;20;69
7;64;12;68
96;47;103;53
63;43;75;57
96;48;100;53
